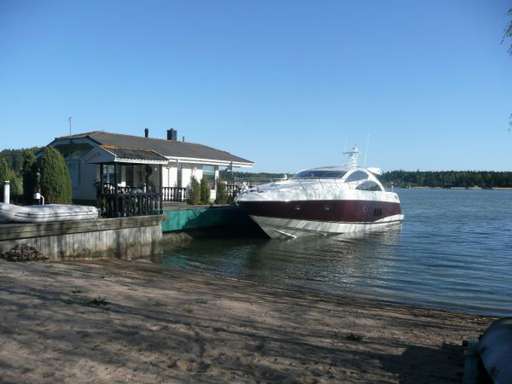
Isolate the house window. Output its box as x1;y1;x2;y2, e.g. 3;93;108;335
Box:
104;164;115;185
125;165;134;187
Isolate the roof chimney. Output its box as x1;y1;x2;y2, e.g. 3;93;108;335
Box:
144;128;149;138
167;128;177;141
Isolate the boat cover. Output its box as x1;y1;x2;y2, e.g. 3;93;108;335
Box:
0;203;98;223
477;317;512;384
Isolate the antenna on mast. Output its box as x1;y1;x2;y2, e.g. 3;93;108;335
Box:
68;116;72;135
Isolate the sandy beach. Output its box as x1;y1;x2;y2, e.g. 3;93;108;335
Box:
0;258;492;384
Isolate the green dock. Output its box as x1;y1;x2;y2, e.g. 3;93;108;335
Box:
161;205;259;234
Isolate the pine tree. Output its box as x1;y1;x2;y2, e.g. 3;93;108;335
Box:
200;177;210;204
22;150;37;204
215;179;228;204
188;177;201;205
37;147;72;204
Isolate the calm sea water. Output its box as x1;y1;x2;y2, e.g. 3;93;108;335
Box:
159;189;512;317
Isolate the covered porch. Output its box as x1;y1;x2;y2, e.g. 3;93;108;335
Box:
92;147;168;217
89;145;244;217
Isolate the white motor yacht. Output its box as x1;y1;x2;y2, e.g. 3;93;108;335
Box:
236;147;403;239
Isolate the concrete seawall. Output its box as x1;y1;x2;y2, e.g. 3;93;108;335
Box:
0;216;163;261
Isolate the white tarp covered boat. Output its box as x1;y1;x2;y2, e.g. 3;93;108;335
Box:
0;203;98;223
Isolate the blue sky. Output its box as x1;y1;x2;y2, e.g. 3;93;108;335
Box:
0;1;510;172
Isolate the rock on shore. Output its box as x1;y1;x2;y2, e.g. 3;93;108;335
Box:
0;244;48;262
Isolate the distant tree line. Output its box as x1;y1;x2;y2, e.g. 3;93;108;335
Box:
0;147;41;174
224;170;512;189
381;171;512;189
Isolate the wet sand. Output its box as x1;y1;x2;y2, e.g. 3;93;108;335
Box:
0;259;492;383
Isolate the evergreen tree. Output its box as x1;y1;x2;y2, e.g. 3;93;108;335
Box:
215;179;228;204
188;177;201;205
37;147;72;203
0;147;41;175
22;150;37;203
10;176;23;199
200;177;211;204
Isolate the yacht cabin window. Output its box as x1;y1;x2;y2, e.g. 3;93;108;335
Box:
356;180;383;191
295;170;347;179
345;170;369;182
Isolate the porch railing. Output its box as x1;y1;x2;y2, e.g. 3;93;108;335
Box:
162;187;189;203
99;183;146;194
226;184;242;200
97;184;241;213
97;192;162;218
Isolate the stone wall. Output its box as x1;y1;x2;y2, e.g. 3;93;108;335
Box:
0;216;163;261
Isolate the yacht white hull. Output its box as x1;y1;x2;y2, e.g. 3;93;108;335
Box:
250;214;404;239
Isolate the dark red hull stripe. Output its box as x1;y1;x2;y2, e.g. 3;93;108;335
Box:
238;200;402;223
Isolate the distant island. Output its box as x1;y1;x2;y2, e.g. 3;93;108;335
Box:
380;170;512;189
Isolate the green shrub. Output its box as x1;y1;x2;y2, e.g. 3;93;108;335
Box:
11;176;23;199
0;158;13;184
37;147;72;204
188;177;201;205
22;150;37;203
200;177;210;204
215;180;228;204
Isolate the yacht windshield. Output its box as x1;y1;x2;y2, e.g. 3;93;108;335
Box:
295;170;346;179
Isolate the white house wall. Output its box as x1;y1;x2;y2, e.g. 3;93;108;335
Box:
162;167;169;188
162;166;178;188
179;164;204;188
180;167;192;188
191;167;203;185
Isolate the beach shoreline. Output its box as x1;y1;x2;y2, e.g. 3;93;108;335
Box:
0;258;492;383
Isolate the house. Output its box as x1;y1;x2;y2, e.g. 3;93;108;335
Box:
49;129;253;203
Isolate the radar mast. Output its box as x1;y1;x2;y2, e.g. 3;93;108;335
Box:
343;146;359;168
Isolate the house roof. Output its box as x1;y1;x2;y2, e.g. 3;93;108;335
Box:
101;145;169;163
55;131;254;165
